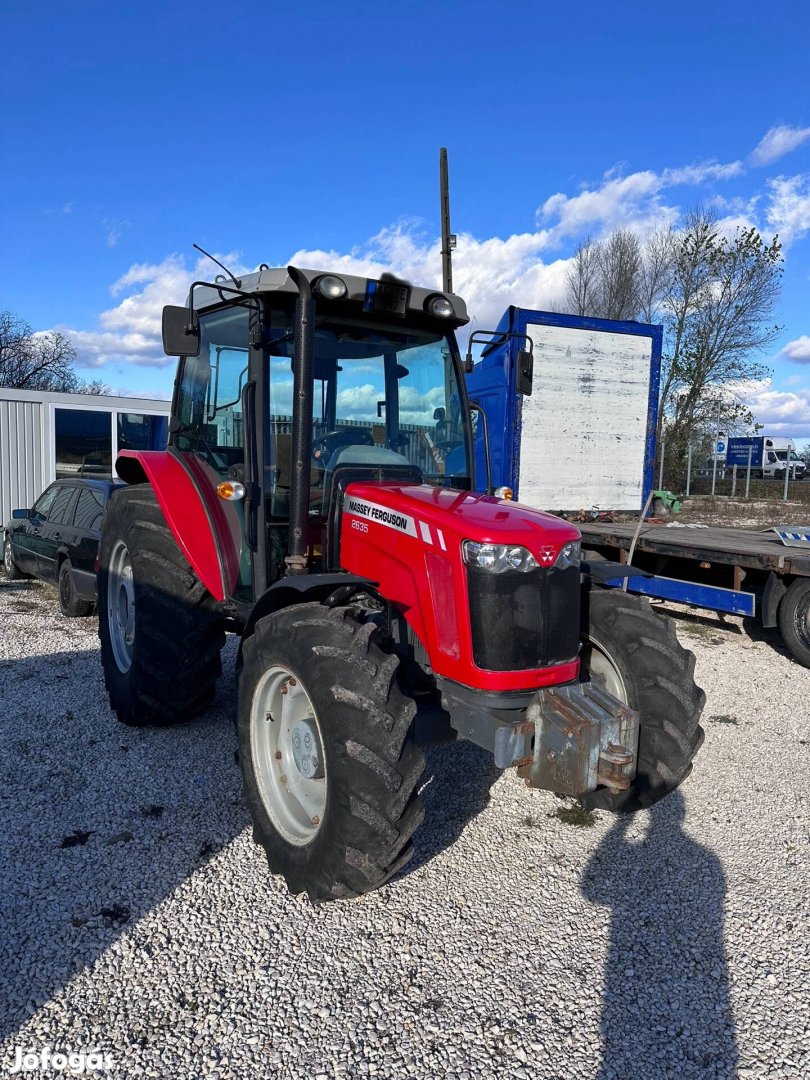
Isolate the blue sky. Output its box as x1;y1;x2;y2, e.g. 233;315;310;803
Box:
2;1;809;444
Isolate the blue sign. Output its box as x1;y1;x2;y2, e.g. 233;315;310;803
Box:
726;437;762;468
715;440;726;455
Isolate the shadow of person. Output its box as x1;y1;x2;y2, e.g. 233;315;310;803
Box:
582;790;738;1080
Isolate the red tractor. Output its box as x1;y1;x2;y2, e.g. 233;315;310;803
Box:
98;266;705;901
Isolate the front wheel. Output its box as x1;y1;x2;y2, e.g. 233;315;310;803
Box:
4;537;25;580
238;603;425;902
579;589;705;812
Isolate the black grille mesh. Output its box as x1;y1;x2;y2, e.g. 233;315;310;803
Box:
466;564;580;671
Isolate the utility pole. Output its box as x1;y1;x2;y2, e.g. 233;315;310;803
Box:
439;147;456;294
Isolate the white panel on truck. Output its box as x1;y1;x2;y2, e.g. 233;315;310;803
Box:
517;322;653;512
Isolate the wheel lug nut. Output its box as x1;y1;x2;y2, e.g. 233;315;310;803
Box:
311;816;320;826
280;775;287;784
275;751;282;760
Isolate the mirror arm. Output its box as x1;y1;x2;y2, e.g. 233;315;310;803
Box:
469;401;493;495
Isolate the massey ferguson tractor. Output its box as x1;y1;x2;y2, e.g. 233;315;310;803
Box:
98;265;705;902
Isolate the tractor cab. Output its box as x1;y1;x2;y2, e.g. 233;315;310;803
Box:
161;267;474;600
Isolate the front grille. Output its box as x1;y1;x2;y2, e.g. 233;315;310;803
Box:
466;564;580;671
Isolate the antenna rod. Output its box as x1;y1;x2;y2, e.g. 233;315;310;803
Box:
192;243;242;289
439;147;455;294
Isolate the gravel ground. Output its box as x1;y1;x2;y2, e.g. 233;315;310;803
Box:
0;578;808;1080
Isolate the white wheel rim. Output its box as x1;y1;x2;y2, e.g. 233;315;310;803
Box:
581;634;628;703
4;541;12;574
107;540;135;674
250;665;327;847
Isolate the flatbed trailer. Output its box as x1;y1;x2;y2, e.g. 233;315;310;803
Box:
578;521;810;668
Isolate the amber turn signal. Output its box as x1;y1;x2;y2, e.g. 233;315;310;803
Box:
216;480;245;501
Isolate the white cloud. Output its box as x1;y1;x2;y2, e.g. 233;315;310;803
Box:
751;124;810;166
103;217;131;249
537;159;741;244
740;377;810;438
781;335;810;364
61;252;248;369
766;175;810;245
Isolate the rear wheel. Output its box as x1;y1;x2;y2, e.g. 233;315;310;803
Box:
579;589;705;812
778;578;810;668
98;485;225;726
58;559;93;617
238;603;425;902
3;537;24;580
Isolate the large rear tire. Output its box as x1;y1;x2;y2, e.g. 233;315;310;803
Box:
98;485;225;726
238;602;425;902
579;589;705;812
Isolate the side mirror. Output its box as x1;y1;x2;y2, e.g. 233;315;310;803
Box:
11;508;30;519
433;407;446;422
516;349;533;396
162;305;200;357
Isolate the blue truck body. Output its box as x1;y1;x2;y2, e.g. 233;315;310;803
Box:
467;307;662;513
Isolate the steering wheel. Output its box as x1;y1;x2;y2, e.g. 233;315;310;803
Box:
312;427;375;466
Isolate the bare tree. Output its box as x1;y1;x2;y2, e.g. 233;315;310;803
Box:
565;237;602;317
636;225;674;324
595;230;642;320
657;210;782;462
0;310;111;394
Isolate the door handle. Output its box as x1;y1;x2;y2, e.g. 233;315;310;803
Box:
52;533;62;541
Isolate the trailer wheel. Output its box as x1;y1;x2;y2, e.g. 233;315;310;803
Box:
98;485;225;726
578;589;705;813
778;578;810;669
238;602;425;902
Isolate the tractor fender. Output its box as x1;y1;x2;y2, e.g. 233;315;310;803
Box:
115;449;240;601
236;573;377;670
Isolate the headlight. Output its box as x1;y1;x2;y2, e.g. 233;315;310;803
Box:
554;540;581;569
427;294;454;318
462;541;539;573
315;274;348;299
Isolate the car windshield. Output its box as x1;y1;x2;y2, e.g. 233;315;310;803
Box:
267;319;471;501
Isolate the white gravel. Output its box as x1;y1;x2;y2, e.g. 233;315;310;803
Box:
0;578;808;1079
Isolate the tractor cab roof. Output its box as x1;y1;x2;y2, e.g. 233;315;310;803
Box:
189;266;470;330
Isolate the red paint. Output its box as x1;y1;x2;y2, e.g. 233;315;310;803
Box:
339;482;581;692
116;450;240;601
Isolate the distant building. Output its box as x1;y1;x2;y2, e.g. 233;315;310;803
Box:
0;387;170;524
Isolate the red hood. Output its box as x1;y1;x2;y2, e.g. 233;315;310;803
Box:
345;482;581;550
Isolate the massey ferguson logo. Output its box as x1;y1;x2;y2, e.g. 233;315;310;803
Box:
538;546;556;565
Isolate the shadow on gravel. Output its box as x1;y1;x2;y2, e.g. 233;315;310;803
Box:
582;790;738;1079
0;644;246;1047
403;740;501;877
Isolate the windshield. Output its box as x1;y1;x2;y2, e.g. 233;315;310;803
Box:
266;317;471;518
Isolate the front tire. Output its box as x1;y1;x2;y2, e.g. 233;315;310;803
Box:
98;485;225;726
579;589;705;812
4;537;25;580
238;603;425;902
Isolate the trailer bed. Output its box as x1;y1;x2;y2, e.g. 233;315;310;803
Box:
578;521;810;577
